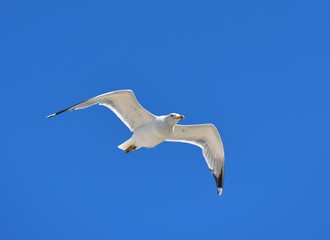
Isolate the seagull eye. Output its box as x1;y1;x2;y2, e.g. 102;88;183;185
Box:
170;114;175;117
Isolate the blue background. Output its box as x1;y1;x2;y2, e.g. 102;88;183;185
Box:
1;0;329;239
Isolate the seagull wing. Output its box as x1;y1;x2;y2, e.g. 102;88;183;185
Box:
166;124;225;195
47;90;156;131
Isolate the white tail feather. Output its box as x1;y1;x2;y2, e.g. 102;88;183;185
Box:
118;139;133;151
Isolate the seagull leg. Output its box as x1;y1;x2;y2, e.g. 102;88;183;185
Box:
125;145;137;153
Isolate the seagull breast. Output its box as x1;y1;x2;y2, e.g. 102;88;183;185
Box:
132;117;174;148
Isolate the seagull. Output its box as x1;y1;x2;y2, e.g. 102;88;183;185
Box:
48;90;225;195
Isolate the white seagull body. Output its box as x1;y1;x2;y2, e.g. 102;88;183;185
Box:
48;90;225;195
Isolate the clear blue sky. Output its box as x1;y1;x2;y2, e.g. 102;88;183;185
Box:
1;0;329;239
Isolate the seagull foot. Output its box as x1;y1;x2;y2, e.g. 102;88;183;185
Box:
125;145;137;153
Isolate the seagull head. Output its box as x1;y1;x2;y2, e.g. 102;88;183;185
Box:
166;113;185;124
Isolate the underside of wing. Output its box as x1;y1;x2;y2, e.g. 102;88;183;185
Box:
48;90;156;131
166;124;225;195
97;90;156;131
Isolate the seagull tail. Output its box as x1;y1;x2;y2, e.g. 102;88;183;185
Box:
118;139;134;152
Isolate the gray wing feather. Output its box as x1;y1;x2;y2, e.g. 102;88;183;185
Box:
166;124;225;195
47;90;156;131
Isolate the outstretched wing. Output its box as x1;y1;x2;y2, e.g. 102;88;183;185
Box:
47;90;156;131
166;124;225;195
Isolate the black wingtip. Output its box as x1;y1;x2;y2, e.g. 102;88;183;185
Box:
47;105;74;119
212;168;224;196
47;113;56;118
47;98;89;119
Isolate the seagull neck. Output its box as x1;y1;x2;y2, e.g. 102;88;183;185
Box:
149;116;175;138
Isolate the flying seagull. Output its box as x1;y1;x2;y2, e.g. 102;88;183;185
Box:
48;90;225;195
